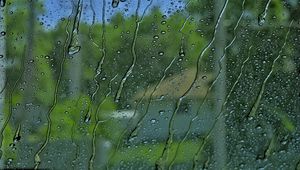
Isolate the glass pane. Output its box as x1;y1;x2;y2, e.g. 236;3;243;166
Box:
0;0;299;169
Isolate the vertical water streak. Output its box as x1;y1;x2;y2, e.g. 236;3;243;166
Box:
89;74;118;170
33;1;82;168
169;1;246;168
248;20;293;117
114;0;153;102
258;0;272;26
155;1;229;169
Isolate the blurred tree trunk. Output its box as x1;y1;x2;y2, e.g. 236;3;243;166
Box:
68;0;82;98
68;48;82;97
12;1;37;167
0;1;6;167
18;0;36;121
13;0;36;144
212;0;227;169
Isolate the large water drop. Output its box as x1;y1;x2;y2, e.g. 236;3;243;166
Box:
112;0;119;8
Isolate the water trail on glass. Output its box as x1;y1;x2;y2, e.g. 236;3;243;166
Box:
106;84;149;169
155;1;229;169
258;0;272;26
248;20;293;117
192;21;293;168
114;0;153;102
33;0;82;168
127;1;192;143
89;74;118;170
168;1;246;168
84;0;107;124
0;47;26;159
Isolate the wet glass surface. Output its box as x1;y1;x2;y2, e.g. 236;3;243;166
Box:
0;0;300;169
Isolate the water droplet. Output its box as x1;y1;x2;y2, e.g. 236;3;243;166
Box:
128;136;137;142
13;124;21;143
153;35;159;39
158;51;164;56
161;21;166;25
159;110;165;115
0;31;6;36
248;116;253;121
84;111;91;123
112;0;119;8
13;135;21;142
258;14;266;26
128;128;138;142
0;55;3;58
115;98;120;103
150;119;157;124
281;140;287;145
35;154;41;163
158;95;165;100
202;75;207;80
68;45;81;55
179;47;185;57
0;0;6;7
7;158;13;165
256;125;262;131
9;143;15;148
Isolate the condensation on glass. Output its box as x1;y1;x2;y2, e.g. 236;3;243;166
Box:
0;0;299;169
